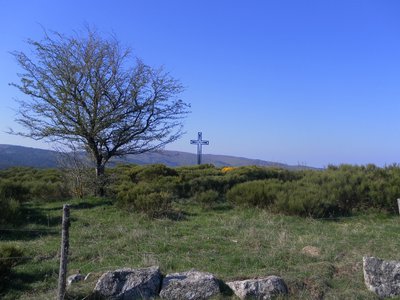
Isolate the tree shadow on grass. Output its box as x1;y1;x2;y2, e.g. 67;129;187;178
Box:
153;209;190;221
19;205;62;227
0;266;57;298
0;204;77;241
0;228;58;241
69;199;113;210
42;198;113;211
211;203;234;212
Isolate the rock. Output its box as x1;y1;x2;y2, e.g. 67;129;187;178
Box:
302;246;321;257
67;270;92;285
93;266;162;299
363;256;400;298
227;276;288;299
159;269;221;300
67;272;85;285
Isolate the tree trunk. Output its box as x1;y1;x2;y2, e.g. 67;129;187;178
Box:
95;163;105;197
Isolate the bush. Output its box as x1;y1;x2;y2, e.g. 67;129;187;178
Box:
134;191;173;217
60;167;95;199
0;180;29;225
226;179;284;208
116;182;173;217
274;181;345;218
111;163;400;218
363;165;400;213
226;166;301;182
134;164;178;182
176;164;220;181
0;181;30;202
188;175;230;195
26;181;69;202
227;174;356;217
194;190;220;209
0;245;24;286
0;198;21;225
0;168;69;202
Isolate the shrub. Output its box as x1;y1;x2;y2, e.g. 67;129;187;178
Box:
188;175;230;195
221;166;236;173
274;181;345;218
226;166;301;183
27;181;69;202
134;191;173;217
0;180;29;225
226;179;284;208
112;163;400;217
60;166;95;199
135;164;178;182
0;168;69;202
0;245;24;286
227;174;356;217
0;198;21;225
0;181;30;202
194;190;220;209
111;164;184;200
116;182;173;217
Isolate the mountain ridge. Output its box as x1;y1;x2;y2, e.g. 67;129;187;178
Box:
0;144;314;170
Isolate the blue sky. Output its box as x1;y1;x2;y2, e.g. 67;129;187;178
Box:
1;0;400;167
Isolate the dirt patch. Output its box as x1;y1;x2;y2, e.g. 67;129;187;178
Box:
302;246;321;257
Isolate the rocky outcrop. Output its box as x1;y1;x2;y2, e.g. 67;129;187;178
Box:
92;266;289;300
363;256;400;298
93;266;162;299
227;276;288;300
159;269;221;300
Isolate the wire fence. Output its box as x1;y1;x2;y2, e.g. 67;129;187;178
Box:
0;228;59;233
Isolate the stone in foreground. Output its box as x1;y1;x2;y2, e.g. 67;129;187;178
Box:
159;269;221;300
227;276;288;299
93;266;161;299
67;272;85;285
363;256;400;298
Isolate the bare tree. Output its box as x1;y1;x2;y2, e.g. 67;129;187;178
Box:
10;28;190;195
55;144;95;198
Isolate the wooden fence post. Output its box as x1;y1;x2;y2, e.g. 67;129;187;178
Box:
57;204;70;300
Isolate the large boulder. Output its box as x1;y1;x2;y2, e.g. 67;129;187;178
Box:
93;266;162;299
363;256;400;298
159;269;221;300
227;276;288;299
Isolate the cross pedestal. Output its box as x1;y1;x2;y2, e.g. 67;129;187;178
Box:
190;132;209;165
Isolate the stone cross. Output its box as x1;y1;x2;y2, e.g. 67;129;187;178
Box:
190;132;209;165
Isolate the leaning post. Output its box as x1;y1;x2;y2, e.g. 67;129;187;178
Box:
57;204;70;300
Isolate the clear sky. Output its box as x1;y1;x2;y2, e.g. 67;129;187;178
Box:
1;0;400;168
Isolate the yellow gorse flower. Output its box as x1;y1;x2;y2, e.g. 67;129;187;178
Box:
221;167;236;173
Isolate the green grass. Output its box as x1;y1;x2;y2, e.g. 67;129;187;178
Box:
1;198;400;299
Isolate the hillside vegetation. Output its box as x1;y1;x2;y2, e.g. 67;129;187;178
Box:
0;144;309;169
1;164;400;299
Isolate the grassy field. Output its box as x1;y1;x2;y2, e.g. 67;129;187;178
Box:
1;197;400;299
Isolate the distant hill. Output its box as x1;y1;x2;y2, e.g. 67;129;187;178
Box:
0;144;313;170
0;144;59;169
